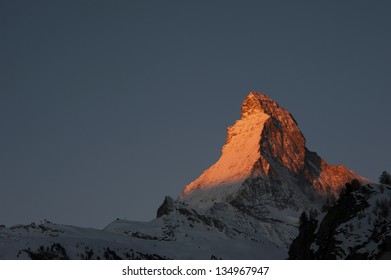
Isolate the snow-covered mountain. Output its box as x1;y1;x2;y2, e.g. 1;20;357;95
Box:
181;93;362;206
175;92;365;249
1;92;382;260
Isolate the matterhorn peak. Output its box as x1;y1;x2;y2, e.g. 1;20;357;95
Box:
240;92;270;118
180;92;364;208
241;92;285;119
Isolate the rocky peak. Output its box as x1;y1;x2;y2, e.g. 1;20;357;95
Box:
156;196;175;218
180;92;364;207
240;92;268;118
241;92;295;122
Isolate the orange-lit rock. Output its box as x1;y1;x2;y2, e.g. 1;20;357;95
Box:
180;92;366;208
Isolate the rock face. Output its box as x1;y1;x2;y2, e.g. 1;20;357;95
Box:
156;196;175;218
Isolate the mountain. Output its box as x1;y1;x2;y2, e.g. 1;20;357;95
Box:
0;92;377;260
181;93;361;206
175;92;365;249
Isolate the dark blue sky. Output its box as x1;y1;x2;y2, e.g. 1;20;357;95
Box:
1;1;390;228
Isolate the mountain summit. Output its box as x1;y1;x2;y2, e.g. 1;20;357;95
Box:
180;92;362;209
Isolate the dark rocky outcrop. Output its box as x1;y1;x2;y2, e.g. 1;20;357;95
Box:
288;216;318;259
156;196;175;218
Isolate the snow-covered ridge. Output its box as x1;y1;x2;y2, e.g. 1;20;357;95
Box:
180;109;269;205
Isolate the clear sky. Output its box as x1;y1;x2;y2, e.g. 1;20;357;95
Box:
1;0;390;228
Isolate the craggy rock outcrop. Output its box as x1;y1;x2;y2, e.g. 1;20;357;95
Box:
156;196;175;218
